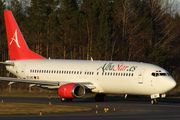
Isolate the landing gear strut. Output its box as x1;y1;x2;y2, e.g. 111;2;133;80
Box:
95;93;107;102
151;98;158;105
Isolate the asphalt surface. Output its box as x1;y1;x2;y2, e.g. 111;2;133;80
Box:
0;96;180;120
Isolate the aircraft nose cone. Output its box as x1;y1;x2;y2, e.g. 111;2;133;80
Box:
168;77;176;90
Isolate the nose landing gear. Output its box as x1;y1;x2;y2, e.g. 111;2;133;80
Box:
151;98;158;105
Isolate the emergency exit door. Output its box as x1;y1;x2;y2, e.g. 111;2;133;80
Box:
138;69;145;84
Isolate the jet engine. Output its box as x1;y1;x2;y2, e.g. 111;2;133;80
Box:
58;83;85;99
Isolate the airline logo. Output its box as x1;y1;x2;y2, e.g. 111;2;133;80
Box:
10;29;20;48
97;63;137;72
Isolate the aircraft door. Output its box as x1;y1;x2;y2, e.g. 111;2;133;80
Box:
138;69;145;84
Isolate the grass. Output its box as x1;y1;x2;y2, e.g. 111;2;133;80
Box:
0;102;92;115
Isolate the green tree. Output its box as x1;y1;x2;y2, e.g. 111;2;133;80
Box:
95;0;112;60
26;0;56;58
55;0;79;59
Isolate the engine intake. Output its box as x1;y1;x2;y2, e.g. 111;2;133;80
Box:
58;83;85;99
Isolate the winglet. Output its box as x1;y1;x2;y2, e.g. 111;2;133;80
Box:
4;10;45;60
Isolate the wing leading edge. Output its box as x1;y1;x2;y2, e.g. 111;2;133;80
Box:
0;77;59;86
0;77;96;90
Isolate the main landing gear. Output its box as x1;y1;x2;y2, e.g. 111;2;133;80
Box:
151;98;158;105
95;93;107;102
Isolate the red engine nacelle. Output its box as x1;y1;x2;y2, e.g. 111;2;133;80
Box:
58;83;85;99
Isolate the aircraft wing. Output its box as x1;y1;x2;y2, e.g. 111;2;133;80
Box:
0;77;59;86
0;77;96;89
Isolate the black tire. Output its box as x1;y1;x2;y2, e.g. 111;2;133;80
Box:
151;99;158;105
95;93;107;102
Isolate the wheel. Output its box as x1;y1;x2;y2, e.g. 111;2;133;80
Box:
101;93;107;102
151;99;158;105
154;99;158;104
61;98;73;102
95;93;107;102
151;99;154;104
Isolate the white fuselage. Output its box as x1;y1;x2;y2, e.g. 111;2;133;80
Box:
6;59;176;95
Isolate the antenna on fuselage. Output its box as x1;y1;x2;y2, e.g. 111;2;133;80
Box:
91;57;93;61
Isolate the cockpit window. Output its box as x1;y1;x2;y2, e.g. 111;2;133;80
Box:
167;73;171;76
152;73;155;76
160;73;167;76
151;72;169;77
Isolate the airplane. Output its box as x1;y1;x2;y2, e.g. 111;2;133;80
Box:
0;10;176;104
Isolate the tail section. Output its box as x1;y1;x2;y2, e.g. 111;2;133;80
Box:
4;10;45;60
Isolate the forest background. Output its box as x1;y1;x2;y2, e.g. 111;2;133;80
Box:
0;0;180;94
